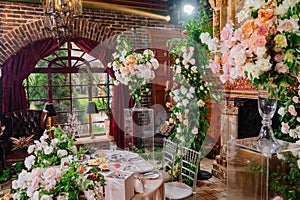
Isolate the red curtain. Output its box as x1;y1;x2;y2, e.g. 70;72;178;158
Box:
1;38;59;112
1;37;127;148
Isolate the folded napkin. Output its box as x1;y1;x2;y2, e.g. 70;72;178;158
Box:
134;177;144;193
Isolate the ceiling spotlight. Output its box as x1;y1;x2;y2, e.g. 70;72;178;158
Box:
183;4;195;15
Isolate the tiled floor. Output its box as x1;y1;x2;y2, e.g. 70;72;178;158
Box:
183;158;226;200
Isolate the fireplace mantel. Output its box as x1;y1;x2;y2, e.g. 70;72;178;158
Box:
224;90;258;100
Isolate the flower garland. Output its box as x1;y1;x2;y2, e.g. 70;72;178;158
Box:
9;127;104;200
108;36;159;104
167;37;219;151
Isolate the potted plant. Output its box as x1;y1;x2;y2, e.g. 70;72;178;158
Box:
96;98;111;138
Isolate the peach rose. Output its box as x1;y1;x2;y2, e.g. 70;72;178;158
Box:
258;9;275;25
243;20;256;38
255;36;267;47
278;19;295;32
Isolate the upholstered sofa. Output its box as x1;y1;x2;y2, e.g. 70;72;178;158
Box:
0;109;48;169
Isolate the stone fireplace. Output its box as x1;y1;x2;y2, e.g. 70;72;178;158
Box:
213;89;280;179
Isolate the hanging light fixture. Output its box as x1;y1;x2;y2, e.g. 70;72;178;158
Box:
41;0;83;40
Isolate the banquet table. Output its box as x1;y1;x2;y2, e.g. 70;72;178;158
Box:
83;149;165;200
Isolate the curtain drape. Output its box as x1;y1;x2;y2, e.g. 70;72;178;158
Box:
1;38;59;112
1;37;127;149
74;38;127;149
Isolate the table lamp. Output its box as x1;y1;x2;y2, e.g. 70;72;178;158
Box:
44;102;57;128
85;101;98;139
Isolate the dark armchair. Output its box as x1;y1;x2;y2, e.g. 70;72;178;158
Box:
0;109;48;169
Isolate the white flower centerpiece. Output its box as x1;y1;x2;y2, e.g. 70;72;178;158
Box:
108;36;159;105
9;127;104;200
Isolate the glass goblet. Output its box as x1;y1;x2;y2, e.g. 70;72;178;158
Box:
255;86;280;157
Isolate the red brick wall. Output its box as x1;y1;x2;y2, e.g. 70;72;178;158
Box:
0;1;182;65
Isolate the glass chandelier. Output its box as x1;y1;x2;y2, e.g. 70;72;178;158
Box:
41;0;82;39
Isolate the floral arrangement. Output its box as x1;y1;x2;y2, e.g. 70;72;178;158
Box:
201;0;300;142
108;36;159;104
6;127;104;200
200;0;300;198
165;0;219;151
167;38;216;150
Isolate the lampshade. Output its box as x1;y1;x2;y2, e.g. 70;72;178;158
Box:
85;101;99;114
44;103;57;117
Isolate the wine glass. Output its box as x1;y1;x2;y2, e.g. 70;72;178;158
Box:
254;86;280;156
109;141;117;152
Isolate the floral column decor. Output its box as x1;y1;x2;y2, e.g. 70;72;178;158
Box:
108;36;159;105
201;0;300;198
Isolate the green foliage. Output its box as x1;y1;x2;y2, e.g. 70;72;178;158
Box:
96;98;111;119
182;0;213;43
250;152;300;200
0;169;10;182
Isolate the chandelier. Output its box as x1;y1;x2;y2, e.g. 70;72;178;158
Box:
41;0;83;39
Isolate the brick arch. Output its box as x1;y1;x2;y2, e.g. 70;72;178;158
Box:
0;18;119;65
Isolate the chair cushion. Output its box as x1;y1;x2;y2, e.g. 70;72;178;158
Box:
164;182;193;199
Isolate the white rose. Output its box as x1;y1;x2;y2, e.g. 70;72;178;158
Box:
297;159;300;170
13;193;20;200
27;144;35;154
57;149;68;157
43;167;56;180
30;176;41;191
150;58;159;69
25;155;36;169
32;191;39;200
44;146;53;155
41;195;53;200
12;180;19;190
84;190;96;200
51;138;59;146
278;107;286;116
27;187;35;198
182;99;189;107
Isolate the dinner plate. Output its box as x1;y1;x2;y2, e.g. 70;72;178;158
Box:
144;172;160;179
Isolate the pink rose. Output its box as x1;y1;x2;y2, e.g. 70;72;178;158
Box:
210;61;221;74
221;26;233;41
191;127;198;135
272;196;283;200
257;24;269;36
292;96;299;103
274;53;284;62
222;53;235;66
297;117;300;123
288;105;297;116
281;122;290;133
183;119;189;126
233;29;244;40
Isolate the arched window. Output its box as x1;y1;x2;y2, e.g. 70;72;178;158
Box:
24;41;113;138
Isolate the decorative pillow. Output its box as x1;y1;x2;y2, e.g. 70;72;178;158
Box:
10;134;34;151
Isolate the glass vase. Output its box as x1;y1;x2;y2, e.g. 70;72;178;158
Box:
254;86;280;157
